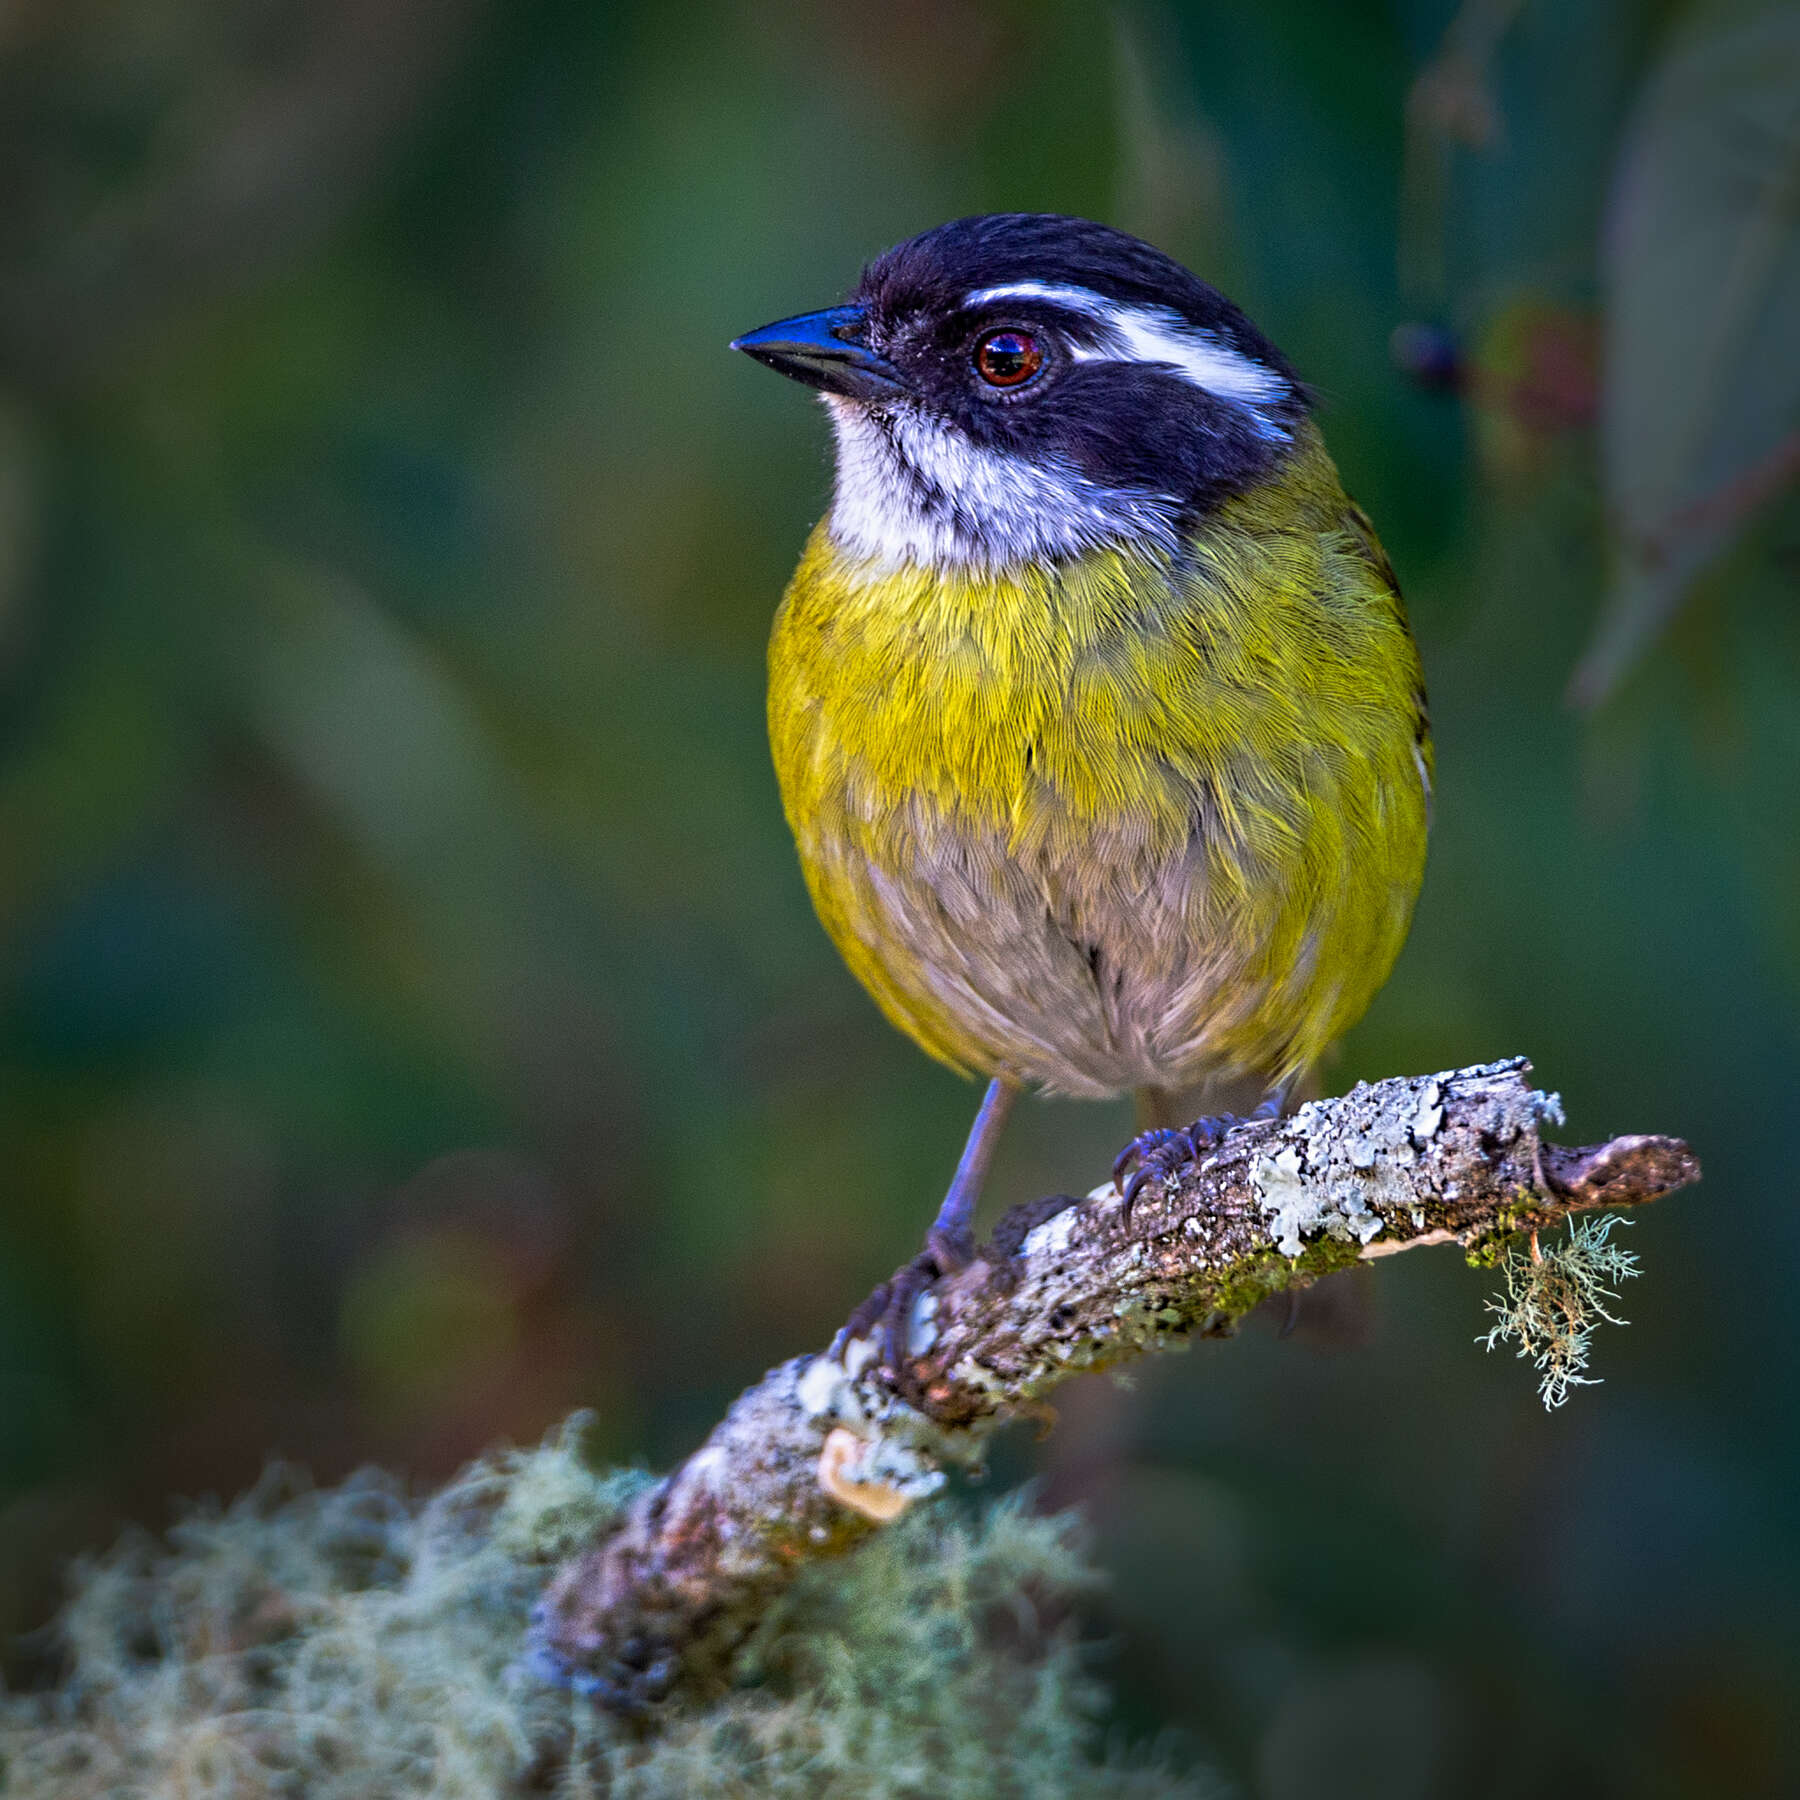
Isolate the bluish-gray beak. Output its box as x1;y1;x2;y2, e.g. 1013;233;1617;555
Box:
730;306;905;400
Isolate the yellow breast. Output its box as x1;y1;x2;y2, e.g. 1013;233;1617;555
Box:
767;426;1430;1098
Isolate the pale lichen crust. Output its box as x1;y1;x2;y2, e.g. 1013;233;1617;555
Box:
1248;1060;1550;1260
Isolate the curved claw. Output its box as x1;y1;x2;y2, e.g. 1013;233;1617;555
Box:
1120;1163;1156;1209
880;1250;947;1386
1112;1124;1187;1191
843;1242;962;1397
1113;1087;1290;1219
1114;1113;1252;1214
1116;1127;1197;1214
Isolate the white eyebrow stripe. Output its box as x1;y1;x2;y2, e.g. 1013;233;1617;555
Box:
967;280;1112;317
965;279;1288;409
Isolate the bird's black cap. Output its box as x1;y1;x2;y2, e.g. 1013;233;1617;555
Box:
733;214;1310;536
853;213;1299;390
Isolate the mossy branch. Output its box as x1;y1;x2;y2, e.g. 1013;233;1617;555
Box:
533;1057;1698;1710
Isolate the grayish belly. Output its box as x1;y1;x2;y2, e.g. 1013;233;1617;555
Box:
815;814;1304;1099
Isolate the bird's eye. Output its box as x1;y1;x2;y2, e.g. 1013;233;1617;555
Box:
973;329;1044;389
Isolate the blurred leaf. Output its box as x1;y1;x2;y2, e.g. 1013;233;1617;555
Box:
1465;297;1601;480
339;1226;516;1427
1574;0;1800;707
0;397;36;655
1398;0;1525;307
0;0;490;392
1111;6;1233;279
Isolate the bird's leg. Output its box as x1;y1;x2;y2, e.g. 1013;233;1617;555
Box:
1113;1080;1292;1211
924;1074;1019;1273
846;1076;1020;1381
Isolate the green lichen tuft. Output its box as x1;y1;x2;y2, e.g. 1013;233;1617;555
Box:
0;1418;1217;1799
1478;1214;1641;1409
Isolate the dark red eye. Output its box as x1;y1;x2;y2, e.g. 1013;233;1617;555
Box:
973;329;1043;389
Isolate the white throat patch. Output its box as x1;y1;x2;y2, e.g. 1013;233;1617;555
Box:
823;397;1182;571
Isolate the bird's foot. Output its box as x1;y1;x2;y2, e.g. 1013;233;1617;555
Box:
842;1223;974;1398
1113;1086;1290;1213
1111;1117;1238;1211
1114;1121;1228;1208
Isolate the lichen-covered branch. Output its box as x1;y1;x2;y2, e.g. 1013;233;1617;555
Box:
532;1058;1698;1709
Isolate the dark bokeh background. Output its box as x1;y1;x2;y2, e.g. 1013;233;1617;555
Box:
2;2;1796;1793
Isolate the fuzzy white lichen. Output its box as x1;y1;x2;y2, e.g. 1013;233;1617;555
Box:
0;1420;1215;1799
1479;1214;1641;1408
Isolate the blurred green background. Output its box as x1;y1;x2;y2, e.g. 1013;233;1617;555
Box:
2;1;1796;1793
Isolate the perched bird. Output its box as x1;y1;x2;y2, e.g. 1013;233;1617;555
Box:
733;214;1430;1310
